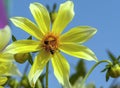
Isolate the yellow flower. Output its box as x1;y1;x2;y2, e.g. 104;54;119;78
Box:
0;25;21;87
6;1;97;87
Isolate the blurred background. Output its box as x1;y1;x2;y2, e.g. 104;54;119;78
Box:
4;0;120;88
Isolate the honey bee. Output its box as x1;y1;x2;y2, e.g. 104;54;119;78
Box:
44;40;55;54
50;49;55;55
44;40;49;45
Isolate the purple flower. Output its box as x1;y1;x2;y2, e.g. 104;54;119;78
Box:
0;0;7;29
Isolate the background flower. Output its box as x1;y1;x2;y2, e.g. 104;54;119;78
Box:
0;1;21;86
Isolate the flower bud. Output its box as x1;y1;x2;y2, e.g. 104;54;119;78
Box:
14;53;29;63
9;79;18;88
21;75;30;87
107;64;120;78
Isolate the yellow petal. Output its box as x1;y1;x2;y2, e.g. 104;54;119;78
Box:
0;63;10;75
0;53;13;62
52;52;71;88
60;26;97;43
0;86;4;88
10;17;43;40
52;1;74;34
59;43;98;61
4;63;22;76
0;62;21;77
28;50;51;87
0;77;7;86
0;25;11;51
30;2;50;34
3;40;41;54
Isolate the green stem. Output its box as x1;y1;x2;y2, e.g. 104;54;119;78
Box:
80;60;112;87
46;62;49;88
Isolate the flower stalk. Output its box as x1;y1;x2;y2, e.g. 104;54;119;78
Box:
46;62;49;88
80;60;112;87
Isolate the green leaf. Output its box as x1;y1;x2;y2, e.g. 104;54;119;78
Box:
76;60;86;76
70;60;86;85
70;73;79;85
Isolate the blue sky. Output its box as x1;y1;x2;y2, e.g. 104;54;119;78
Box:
9;0;120;88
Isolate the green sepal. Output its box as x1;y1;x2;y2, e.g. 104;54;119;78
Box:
101;68;108;72
52;3;57;12
12;35;17;42
14;53;30;64
101;64;111;72
107;50;118;64
27;36;32;40
106;71;110;81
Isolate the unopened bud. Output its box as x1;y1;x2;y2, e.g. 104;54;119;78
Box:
21;75;30;87
107;64;120;78
9;79;18;88
14;53;29;63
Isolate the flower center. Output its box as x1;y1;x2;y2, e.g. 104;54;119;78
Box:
42;33;59;54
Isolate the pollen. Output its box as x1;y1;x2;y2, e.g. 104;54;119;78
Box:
42;33;59;54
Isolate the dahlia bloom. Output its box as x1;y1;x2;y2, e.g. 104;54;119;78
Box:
5;1;97;87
